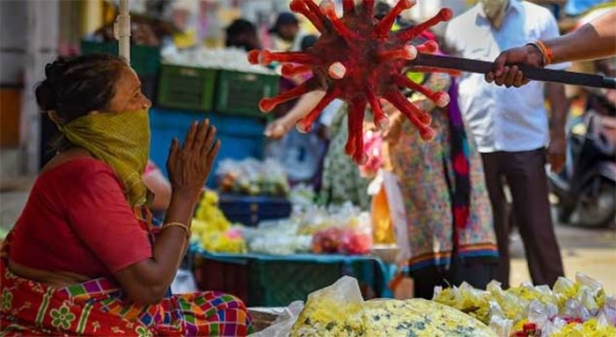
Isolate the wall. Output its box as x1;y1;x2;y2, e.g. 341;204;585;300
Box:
0;0;27;85
0;0;27;150
0;0;59;174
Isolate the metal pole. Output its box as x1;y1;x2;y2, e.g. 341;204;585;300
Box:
116;0;131;62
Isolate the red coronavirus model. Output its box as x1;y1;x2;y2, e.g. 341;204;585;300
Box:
248;0;453;163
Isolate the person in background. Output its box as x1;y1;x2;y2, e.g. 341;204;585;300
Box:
445;0;569;289
383;30;498;299
486;8;616;87
264;35;332;190
0;54;252;336
170;0;198;49
268;12;307;52
225;18;261;52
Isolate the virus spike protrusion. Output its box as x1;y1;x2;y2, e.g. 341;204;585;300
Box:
378;45;417;62
303;0;333;33
281;64;313;78
420;127;437;142
345;99;368;163
248;1;455;162
258;79;317;112
328;62;347;79
345;119;356;156
296;89;340;133
290;0;326;33
342;0;355;14
384;91;432;135
397;8;453;42
417;112;432;125
435;92;451;107
247;50;261;65
394;74;450;107
416;40;439;54
320;0;357;39
259;50;317;65
365;88;388;130
362;0;376;18
400;94;433;126
375;0;416;37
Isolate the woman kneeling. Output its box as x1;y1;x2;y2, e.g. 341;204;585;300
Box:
0;54;252;336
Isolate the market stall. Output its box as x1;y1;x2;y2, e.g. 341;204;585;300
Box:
69;1;616;336
187;181;395;307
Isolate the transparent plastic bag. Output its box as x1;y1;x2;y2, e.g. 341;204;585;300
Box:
291;276;365;337
599;295;616;326
216;158;289;196
310;207;372;255
339;212;372;255
249;301;305;337
488;306;513;337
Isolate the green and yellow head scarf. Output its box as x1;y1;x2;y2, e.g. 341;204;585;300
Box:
51;109;151;206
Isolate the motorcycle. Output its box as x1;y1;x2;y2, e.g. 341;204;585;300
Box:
548;89;616;228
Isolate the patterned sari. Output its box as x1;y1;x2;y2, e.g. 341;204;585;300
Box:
391;73;498;272
0;211;253;337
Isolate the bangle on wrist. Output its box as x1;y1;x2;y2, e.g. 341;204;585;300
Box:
161;221;191;241
527;41;553;66
535;40;553;65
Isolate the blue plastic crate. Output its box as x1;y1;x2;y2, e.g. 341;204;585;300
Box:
215;114;267;163
149;108;267;188
218;194;291;227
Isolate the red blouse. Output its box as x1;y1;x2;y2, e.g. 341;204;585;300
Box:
9;157;152;279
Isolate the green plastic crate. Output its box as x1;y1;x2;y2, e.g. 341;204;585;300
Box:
80;41;160;76
215;70;279;118
157;65;217;111
248;261;342;307
191;248;387;307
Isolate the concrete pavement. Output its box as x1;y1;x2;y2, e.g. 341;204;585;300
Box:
510;218;616;293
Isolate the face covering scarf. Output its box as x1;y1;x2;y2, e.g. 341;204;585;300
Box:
50;109;151;206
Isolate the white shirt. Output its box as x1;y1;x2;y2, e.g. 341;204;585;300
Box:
444;0;570;153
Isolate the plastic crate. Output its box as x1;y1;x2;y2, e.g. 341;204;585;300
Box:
80;41;160;76
149;108;266;188
191;253;341;307
218;194;291;227
157;65;217;111
192;254;250;305
149;108;217;185
249;260;342;307
190;250;387;307
215;70;279;118
214;114;267;166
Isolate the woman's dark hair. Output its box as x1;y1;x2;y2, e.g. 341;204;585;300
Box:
374;1;392;20
300;35;318;52
36;53;127;153
225;19;259;51
35;53;127;124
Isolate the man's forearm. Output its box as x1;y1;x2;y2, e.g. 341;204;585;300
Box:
546;83;568;135
283;90;327;125
546;10;616;64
